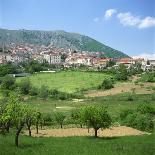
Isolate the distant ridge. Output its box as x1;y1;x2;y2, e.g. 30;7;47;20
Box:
0;28;129;58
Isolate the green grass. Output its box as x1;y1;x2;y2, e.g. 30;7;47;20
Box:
17;71;112;93
0;133;155;155
25;93;155;117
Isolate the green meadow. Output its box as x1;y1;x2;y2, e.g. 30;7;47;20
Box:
17;71;112;93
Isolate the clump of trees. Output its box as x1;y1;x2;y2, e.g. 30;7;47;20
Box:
120;104;155;132
0;93;41;147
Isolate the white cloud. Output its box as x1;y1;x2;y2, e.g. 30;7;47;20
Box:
93;17;99;22
132;53;155;59
104;9;117;20
138;17;155;29
117;12;155;29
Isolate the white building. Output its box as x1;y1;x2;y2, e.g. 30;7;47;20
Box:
43;52;61;64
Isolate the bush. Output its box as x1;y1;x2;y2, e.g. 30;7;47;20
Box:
39;85;49;99
124;113;154;132
127;94;134;101
19;78;31;95
99;78;114;90
42;113;54;126
29;87;38;96
137;104;155;115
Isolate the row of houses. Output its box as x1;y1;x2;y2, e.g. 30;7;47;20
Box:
1;43;155;71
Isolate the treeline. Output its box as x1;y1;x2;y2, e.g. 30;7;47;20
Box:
0;60;63;77
0;76;83;100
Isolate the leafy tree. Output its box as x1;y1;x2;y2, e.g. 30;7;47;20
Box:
81;106;112;137
25;109;36;136
0;63;18;77
116;64;128;81
71;109;83;128
5;94;29;147
35;111;42;134
1;76;16;90
54;112;66;128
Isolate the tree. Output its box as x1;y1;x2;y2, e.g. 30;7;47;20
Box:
71;109;83;128
81;106;112;137
116;64;128;81
54;112;66;128
35;111;42;134
19;78;31;95
5;94;28;147
1;76;16;90
25;109;36;136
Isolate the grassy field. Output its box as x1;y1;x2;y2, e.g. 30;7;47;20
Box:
17;71;112;93
25;93;155;117
0;133;155;155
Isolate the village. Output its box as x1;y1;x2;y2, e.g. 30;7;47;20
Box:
0;43;154;71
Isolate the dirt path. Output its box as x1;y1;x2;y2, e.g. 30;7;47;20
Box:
85;82;154;98
25;126;149;138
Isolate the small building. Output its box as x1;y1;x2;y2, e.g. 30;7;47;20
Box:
43;52;61;64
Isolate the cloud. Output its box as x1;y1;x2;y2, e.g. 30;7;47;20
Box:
132;53;155;59
93;17;99;22
138;17;155;29
117;12;155;29
104;9;117;20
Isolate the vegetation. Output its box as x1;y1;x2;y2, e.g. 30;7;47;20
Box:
17;71;112;93
98;78;114;90
120;104;155;132
81;106;112;137
54;112;66;128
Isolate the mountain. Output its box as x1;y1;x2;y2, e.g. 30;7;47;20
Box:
0;28;129;58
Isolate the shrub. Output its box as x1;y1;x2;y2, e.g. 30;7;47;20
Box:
39;85;49;99
29;87;38;96
19;78;31;95
127;94;134;101
99;78;114;90
124;113;154;132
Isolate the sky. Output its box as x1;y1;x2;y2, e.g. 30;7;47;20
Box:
0;0;155;57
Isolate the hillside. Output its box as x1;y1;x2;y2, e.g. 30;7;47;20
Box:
0;28;129;58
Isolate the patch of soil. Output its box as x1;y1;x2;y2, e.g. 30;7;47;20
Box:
25;126;149;138
85;82;154;97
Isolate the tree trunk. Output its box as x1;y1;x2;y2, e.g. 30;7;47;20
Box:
28;125;31;136
36;123;39;134
94;129;98;138
15;124;24;147
6;121;10;133
60;123;63;129
88;127;89;133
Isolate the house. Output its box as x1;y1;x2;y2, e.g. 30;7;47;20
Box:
116;58;134;68
43;52;61;64
93;58;110;68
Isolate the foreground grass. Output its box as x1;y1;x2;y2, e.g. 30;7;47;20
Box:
17;71;112;93
0;133;155;155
